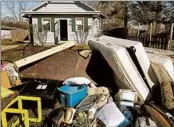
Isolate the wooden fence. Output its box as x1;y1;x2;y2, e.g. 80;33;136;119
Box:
138;34;169;50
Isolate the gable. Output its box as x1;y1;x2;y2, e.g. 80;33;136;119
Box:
32;1;95;13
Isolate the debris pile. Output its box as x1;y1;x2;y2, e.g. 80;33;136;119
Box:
1;36;174;127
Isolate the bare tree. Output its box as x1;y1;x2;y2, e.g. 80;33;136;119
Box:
5;1;28;21
94;1;131;30
5;1;18;20
129;1;174;34
74;27;90;44
33;24;48;46
18;2;28;21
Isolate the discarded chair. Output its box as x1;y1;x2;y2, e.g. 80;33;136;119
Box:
1;96;42;127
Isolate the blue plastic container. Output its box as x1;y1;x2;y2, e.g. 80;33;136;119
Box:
58;85;87;107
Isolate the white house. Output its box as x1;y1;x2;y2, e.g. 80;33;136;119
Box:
22;1;106;45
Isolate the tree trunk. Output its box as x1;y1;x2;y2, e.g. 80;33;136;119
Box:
124;2;128;27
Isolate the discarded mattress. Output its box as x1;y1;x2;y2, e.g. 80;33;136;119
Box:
88;39;150;101
147;53;174;81
97;35;154;89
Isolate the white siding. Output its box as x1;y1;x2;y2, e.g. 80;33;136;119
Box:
46;32;55;45
32;18;38;24
92;18;100;37
86;18;94;41
32;17;99;44
32;17;54;45
68;17;95;43
68;18;76;41
32;18;39;44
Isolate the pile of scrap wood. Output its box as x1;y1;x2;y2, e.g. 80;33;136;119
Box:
1;37;174;127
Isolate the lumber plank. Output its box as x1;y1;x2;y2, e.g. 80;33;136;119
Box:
14;41;76;70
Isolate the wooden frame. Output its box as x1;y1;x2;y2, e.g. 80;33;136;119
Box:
1;96;42;127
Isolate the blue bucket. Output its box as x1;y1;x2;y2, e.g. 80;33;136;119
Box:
58;85;87;107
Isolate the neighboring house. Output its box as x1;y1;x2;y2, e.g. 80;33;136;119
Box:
22;1;106;45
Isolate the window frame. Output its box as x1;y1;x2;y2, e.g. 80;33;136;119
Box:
75;18;84;31
41;18;51;31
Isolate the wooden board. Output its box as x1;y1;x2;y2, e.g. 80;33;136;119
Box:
14;41;76;70
144;104;171;127
1;71;11;88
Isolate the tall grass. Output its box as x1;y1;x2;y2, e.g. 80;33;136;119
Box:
1;20;29;30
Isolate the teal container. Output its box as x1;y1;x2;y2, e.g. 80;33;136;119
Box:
58;85;87;107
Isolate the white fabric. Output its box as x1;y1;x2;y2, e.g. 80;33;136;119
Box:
115;89;138;103
63;77;91;85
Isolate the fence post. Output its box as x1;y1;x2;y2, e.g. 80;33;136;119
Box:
137;23;140;39
150;23;152;42
168;23;174;50
170;23;174;40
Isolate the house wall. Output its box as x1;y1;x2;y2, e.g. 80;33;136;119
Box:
31;15;101;45
32;17;55;45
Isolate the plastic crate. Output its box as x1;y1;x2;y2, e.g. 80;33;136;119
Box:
58;85;87;107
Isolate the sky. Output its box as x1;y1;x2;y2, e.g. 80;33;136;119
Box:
1;1;41;17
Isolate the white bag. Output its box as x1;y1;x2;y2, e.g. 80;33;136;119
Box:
63;77;91;85
95;102;129;127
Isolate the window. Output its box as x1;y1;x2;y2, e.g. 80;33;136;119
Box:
76;18;84;31
42;18;51;31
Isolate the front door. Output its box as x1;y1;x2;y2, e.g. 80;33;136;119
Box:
60;20;68;41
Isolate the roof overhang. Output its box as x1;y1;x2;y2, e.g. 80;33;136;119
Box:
22;11;107;19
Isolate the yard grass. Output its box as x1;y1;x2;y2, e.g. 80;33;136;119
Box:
1;45;25;62
1;39;25;62
1;38;24;45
